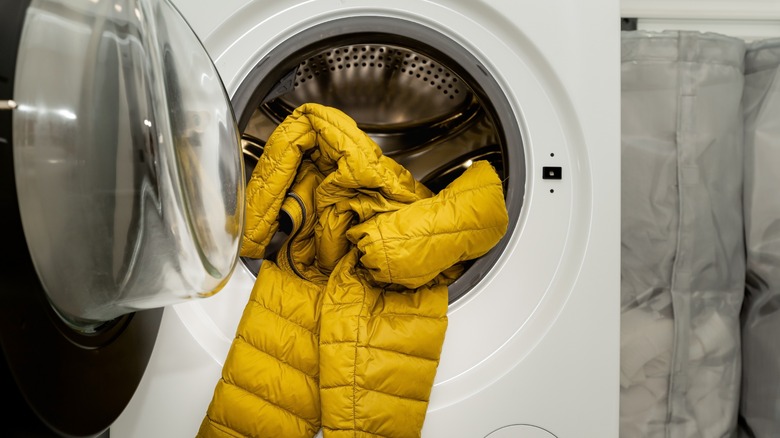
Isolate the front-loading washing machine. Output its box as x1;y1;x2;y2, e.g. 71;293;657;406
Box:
1;0;620;437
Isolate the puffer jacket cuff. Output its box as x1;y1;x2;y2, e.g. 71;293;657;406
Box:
346;160;509;289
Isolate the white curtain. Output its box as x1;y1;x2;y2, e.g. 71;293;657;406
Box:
621;31;780;437
739;39;780;438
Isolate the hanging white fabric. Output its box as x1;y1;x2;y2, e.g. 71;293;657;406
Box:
739;38;780;438
620;30;747;438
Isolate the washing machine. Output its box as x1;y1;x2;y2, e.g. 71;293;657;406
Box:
1;0;620;437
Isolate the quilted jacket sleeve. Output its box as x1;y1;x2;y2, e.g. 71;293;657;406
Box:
241;103;432;260
240;112;315;258
346;160;509;289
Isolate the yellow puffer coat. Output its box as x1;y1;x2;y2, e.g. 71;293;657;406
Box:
198;103;508;438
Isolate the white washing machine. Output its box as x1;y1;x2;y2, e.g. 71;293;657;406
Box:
1;0;619;437
114;0;620;436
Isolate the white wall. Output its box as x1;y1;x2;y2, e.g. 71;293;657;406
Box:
621;0;780;41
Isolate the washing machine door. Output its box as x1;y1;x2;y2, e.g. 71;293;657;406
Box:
0;0;243;436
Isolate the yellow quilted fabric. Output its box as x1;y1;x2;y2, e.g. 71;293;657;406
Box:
198;103;508;437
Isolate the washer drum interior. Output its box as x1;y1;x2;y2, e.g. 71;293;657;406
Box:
236;27;522;303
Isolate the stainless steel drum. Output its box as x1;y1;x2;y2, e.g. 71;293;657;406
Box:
232;22;521;304
242;43;502;192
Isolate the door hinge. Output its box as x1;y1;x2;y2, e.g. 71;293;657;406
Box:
0;100;17;110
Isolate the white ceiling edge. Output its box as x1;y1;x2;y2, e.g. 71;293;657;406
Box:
636;18;780;42
621;0;780;20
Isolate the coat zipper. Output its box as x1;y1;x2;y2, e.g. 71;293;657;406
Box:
285;192;307;280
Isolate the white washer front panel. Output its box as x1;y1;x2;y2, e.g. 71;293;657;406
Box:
114;1;619;436
196;0;590;398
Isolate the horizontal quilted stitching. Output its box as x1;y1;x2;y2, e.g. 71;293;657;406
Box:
199;104;508;438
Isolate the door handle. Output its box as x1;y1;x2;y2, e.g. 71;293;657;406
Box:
0;100;17;110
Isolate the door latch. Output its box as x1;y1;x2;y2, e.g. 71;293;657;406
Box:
542;166;562;180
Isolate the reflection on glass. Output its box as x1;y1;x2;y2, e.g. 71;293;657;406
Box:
13;0;244;331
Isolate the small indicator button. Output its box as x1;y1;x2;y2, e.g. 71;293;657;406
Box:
542;166;562;180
